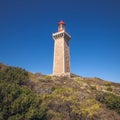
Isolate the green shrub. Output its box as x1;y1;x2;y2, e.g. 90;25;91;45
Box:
104;82;112;86
96;92;120;114
106;87;113;92
0;66;28;85
0;65;48;120
91;85;97;90
44;76;52;81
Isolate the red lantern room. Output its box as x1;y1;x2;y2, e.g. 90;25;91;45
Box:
58;20;66;32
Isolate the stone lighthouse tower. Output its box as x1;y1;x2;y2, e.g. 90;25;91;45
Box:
52;20;71;77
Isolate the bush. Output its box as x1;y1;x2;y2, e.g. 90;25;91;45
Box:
106;87;113;92
0;65;48;120
0;66;28;85
44;76;52;82
104;82;112;86
96;92;120;114
91;85;97;90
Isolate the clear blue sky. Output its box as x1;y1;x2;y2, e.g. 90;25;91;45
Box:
0;0;120;83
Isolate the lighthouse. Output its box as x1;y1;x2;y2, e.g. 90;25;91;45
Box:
52;21;71;77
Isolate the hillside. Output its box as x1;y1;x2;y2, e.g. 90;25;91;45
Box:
0;63;120;120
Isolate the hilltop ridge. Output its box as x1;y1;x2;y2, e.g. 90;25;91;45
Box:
0;63;120;120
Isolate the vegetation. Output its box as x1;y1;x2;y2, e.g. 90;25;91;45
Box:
0;65;47;120
104;82;112;87
42;87;102;120
106;87;113;92
0;66;28;85
90;85;97;90
73;99;101;119
0;63;120;120
96;92;120;114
